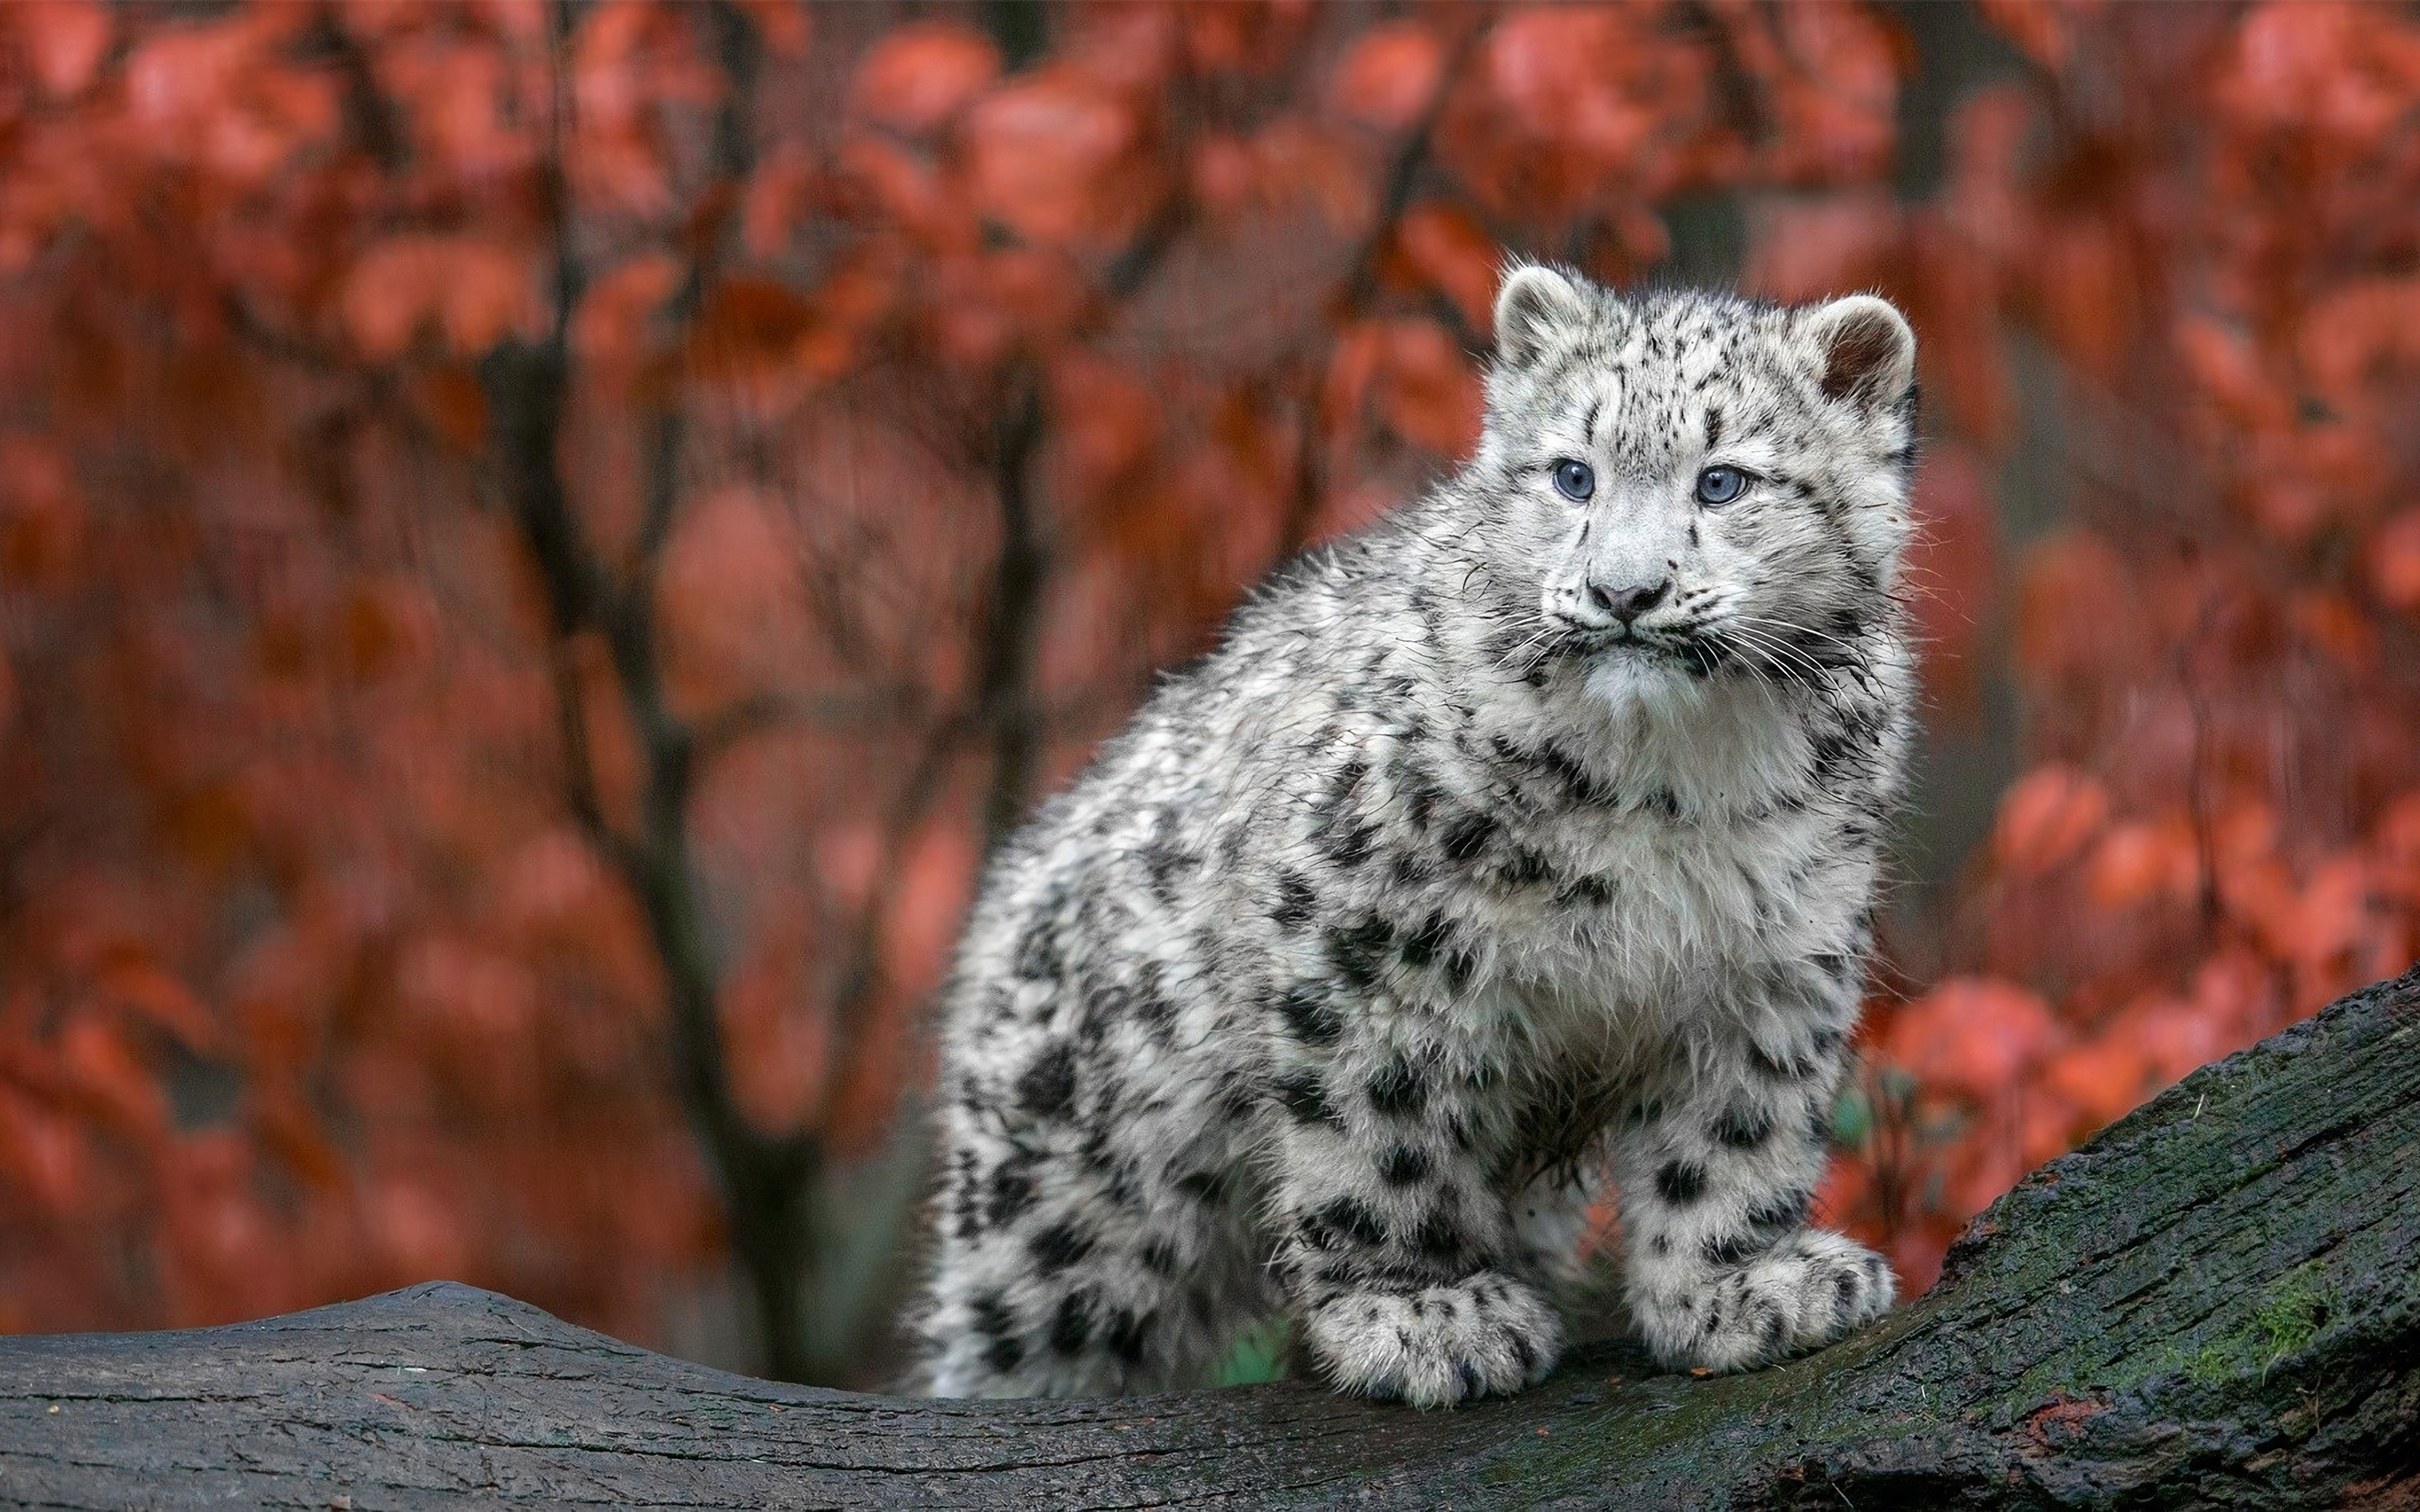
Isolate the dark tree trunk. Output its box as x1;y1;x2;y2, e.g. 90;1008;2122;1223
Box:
4;971;2416;1510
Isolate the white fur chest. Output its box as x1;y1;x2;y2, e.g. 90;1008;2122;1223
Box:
1465;666;1863;1027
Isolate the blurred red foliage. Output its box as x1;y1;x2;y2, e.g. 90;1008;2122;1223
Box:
0;0;2412;1378
1800;0;2420;1291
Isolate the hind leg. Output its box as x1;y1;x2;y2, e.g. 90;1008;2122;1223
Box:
918;1104;1270;1398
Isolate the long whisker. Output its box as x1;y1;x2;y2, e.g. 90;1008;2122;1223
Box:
1702;624;1797;686
1717;622;1829;689
1745;627;1834;687
1731;612;1870;670
1492;622;1580;684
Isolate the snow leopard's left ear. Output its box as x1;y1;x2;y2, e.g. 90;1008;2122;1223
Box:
1802;295;1917;414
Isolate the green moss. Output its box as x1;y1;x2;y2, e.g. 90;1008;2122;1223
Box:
2107;1263;2333;1394
1212;1315;1292;1387
2249;1264;2328;1378
2154;1263;2331;1389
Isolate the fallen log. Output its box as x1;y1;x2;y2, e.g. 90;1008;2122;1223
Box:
3;970;2416;1510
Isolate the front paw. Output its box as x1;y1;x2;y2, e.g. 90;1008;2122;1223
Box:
1642;1230;1896;1372
1302;1272;1563;1409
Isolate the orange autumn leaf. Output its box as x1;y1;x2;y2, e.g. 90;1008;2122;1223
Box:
1883;977;2064;1098
1328;20;1445;132
1395;202;1501;334
342;238;539;361
2044;1034;2154;1127
17;1;113;100
1993;765;2111;875
2370;510;2420;613
2085;817;2202;911
964;70;1156;250
850;22;999;135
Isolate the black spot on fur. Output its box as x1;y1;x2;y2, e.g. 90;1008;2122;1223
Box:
1497;848;1554;889
972;1293;1015;1338
1141;837;1198;904
1329;759;1369;803
1745;1189;1812;1232
1140;1239;1179;1275
1328;917;1397;992
1271;872;1318;932
1809;727;1863;786
1713;1103;1775;1150
1071;984;1117;1050
1557;874;1613;907
1367;1058;1428;1118
1176;1168;1233;1206
1442;811;1496;863
1379;1146;1430;1185
1318;762;1377;869
985;1163;1035;1227
1323;821;1376;870
1131;972;1178;1040
1014;922;1061;981
1705;1231;1762;1267
1320;1195;1386;1247
1028;1222;1095;1278
1656;1160;1707;1205
1443;950;1476;993
1276;984;1340;1045
1105;1309;1151;1364
983;1334;1023;1373
1401;912;1454;969
949;1148;981;1240
1050;1292;1092;1355
1524;737;1621;807
1274;1067;1342;1126
1016;1043;1077;1121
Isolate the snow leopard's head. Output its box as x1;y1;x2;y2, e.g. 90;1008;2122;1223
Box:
1468;265;1916;692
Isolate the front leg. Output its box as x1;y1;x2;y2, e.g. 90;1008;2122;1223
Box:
1614;1004;1894;1371
1268;1037;1562;1408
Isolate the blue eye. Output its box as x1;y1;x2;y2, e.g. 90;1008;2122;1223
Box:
1695;465;1748;506
1552;459;1595;501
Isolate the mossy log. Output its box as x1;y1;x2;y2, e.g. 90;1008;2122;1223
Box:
3;971;2416;1510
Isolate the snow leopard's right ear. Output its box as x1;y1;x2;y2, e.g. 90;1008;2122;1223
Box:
1492;263;1590;370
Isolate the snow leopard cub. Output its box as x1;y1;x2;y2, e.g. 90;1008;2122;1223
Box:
917;265;1918;1408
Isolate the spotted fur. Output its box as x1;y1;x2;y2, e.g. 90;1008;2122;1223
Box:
915;265;1918;1407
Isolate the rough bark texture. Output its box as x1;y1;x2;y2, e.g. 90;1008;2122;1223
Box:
3;972;2416;1511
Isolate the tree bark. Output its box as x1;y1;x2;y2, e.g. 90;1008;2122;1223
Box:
3;971;2416;1510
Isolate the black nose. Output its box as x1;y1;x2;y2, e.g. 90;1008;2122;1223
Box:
1588;577;1671;623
